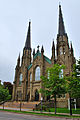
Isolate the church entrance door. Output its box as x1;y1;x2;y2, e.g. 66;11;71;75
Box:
35;89;39;101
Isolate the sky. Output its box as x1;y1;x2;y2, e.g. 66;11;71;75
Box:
0;0;80;83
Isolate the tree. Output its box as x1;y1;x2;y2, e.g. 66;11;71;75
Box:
65;58;80;115
40;64;66;114
0;84;11;109
73;58;80;98
3;82;13;98
73;58;80;78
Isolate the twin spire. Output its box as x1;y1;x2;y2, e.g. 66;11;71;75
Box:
24;4;66;51
58;4;66;36
24;21;31;50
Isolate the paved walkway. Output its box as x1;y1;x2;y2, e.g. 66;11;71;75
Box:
1;111;79;120
0;106;80;117
0;106;32;111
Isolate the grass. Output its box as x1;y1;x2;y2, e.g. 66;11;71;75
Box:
47;108;80;114
0;109;80;118
35;107;80;114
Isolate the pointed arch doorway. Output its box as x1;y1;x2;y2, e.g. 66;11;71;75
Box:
35;89;39;101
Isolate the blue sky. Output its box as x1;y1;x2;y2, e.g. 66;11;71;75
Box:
0;0;80;83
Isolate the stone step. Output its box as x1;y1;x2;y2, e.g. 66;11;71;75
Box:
1;101;40;109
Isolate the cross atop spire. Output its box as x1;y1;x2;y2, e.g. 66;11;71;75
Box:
58;4;66;36
25;21;31;50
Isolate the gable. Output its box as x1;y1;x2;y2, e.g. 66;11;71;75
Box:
44;56;52;64
28;52;52;70
33;52;41;60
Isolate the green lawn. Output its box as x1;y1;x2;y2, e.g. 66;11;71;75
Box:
0;109;80;118
46;108;80;114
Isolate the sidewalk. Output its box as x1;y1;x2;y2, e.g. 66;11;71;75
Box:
0;106;80;117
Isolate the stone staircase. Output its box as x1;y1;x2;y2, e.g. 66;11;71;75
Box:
0;101;40;109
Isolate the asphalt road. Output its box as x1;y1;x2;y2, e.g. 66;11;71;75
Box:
0;111;80;120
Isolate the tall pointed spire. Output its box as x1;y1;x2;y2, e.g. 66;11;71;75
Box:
18;53;20;61
70;42;73;55
25;21;31;50
52;40;55;50
17;53;20;67
58;4;66;36
52;40;55;58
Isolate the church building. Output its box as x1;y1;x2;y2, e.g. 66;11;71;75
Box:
12;5;75;104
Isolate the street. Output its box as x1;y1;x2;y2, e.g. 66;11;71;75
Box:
0;111;80;120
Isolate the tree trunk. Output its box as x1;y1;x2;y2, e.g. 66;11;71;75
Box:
54;95;56;114
20;101;22;111
70;96;72;116
3;103;4;110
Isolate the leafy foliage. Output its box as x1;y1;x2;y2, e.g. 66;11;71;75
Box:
65;58;80;98
3;82;13;96
40;64;66;114
64;58;80;115
40;64;66;98
0;83;11;102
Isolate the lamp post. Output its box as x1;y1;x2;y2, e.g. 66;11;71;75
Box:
41;97;43;112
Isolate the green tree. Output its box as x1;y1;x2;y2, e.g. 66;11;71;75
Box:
65;58;80;115
40;64;66;114
73;58;80;78
3;82;13;98
0;84;11;109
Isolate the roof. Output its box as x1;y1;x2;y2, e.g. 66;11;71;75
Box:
44;55;52;64
28;52;52;70
33;52;41;60
28;63;32;70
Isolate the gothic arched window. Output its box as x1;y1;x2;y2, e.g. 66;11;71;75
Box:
19;73;23;85
35;66;40;81
30;73;32;81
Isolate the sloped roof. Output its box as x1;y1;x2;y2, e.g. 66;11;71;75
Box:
28;63;32;70
33;52;41;60
44;55;52;64
28;52;52;70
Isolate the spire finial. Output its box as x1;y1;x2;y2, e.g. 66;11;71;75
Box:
33;48;35;56
37;45;40;53
41;45;44;53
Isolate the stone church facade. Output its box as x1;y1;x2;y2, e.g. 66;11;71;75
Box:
12;5;75;103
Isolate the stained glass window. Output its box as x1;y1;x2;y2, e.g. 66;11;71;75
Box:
19;73;23;85
35;66;40;81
